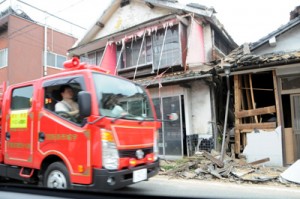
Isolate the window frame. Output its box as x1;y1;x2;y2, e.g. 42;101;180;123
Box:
80;48;105;65
43;75;87;125
117;24;182;71
0;48;8;68
11;85;34;110
45;51;67;69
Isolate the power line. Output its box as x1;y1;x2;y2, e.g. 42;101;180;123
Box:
16;0;87;30
0;0;7;5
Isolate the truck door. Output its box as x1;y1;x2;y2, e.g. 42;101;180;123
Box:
4;85;34;167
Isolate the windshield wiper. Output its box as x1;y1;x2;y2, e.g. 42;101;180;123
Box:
87;116;105;124
111;113;134;123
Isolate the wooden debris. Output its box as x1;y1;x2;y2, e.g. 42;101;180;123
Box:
202;151;224;168
249;158;270;166
231;167;255;178
159;150;289;185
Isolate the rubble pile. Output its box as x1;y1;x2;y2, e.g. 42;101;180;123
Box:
159;150;298;187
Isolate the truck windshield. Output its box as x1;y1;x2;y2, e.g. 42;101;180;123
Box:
93;73;154;120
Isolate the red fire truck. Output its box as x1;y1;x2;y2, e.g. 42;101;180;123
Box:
0;58;161;190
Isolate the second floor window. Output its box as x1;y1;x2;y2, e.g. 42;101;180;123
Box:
0;48;8;68
46;51;67;68
80;49;104;65
117;24;182;70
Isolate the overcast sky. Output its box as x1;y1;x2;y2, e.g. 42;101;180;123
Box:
3;0;300;45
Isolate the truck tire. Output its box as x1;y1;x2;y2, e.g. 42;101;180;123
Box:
43;162;70;189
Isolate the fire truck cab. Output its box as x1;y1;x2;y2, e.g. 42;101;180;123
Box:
0;58;160;190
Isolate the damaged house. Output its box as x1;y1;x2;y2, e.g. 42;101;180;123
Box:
217;6;300;166
68;0;237;159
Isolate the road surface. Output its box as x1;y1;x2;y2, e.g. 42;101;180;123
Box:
117;175;300;199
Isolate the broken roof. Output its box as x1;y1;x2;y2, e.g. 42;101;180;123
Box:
134;65;214;87
75;0;236;49
215;12;300;72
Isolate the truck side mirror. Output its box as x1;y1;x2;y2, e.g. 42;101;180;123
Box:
168;113;179;121
78;91;91;118
159;113;179;122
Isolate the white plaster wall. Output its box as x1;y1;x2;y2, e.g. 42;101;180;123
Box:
243;127;283;166
253;24;300;55
94;0;171;40
190;80;212;136
203;23;213;62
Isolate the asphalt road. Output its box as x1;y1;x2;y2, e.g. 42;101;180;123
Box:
117;176;300;199
1;176;300;199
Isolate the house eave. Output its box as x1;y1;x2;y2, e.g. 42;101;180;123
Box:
250;16;300;51
135;72;213;87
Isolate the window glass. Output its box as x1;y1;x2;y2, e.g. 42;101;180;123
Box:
56;55;67;68
47;52;55;67
152;25;181;69
46;51;67;68
125;37;149;67
0;48;8;68
118;25;181;70
93;73;154;120
43;76;86;124
80;49;104;65
282;76;300;90
11;86;33;110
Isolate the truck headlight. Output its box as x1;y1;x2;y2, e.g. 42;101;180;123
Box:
101;129;119;170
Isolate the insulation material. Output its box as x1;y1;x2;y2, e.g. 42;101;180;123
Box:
243;126;283;166
186;18;205;66
280;160;300;184
100;42;117;75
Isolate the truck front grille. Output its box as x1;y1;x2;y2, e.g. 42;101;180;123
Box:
119;147;153;158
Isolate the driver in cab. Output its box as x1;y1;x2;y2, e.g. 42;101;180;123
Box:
55;85;79;117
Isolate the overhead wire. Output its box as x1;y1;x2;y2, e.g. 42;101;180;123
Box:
0;1;83;54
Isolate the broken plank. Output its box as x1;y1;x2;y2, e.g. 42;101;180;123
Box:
236;106;276;119
240;129;276;133
240;87;274;91
249;158;270;165
235;122;276;130
203;151;224;168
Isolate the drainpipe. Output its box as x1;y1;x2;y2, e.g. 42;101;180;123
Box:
44;18;47;76
220;64;231;162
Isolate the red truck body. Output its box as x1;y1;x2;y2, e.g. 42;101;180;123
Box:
0;59;160;190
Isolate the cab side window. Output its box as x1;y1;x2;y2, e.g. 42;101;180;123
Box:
43;76;86;125
11;86;33;110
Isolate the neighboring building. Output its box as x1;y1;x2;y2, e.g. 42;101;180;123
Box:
0;7;77;85
217;5;300;166
69;0;237;159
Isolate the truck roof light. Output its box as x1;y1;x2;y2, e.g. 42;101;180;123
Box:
64;57;80;69
63;57;111;74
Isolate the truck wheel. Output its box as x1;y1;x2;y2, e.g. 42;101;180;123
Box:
43;162;70;189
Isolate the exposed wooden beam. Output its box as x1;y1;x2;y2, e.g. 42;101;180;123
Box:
272;70;282;126
236;105;276;119
249;74;258;123
235;122;276;130
241;87;274;91
234;75;241;154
